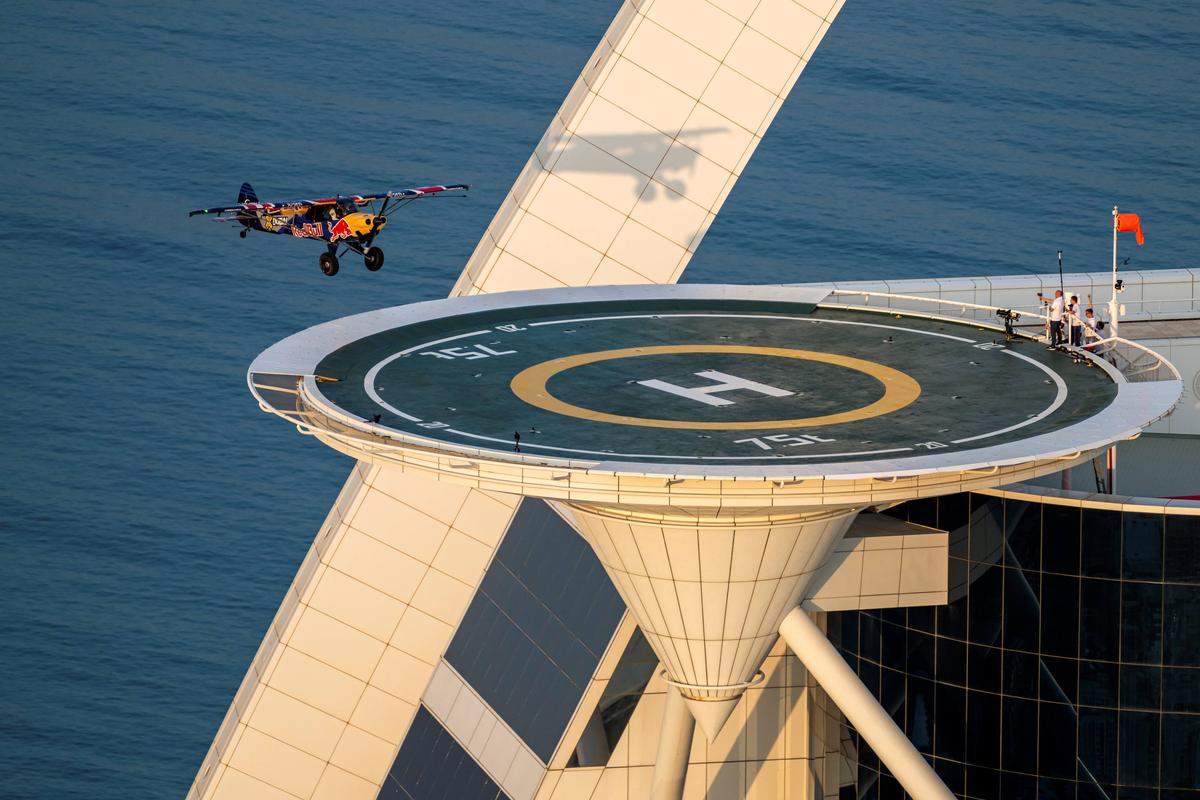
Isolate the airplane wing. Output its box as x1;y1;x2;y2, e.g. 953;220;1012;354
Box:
189;201;303;217
189;185;468;216
188;204;255;217
351;184;470;204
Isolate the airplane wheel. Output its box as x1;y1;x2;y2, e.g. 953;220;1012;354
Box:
364;247;384;272
319;252;339;276
239;229;248;239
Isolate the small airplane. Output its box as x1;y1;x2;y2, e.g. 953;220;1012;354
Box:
189;182;469;275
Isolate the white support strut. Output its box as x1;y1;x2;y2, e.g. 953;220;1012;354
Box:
650;689;697;800
779;607;955;800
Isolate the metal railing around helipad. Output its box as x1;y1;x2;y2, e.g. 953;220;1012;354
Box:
820;289;1181;384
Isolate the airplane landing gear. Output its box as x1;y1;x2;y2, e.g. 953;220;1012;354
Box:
364;247;384;272
319;251;339;276
239;229;248;239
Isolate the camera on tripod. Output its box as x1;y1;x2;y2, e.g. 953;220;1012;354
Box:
995;308;1020;336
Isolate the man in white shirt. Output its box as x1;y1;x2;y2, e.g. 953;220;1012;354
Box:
1039;289;1066;348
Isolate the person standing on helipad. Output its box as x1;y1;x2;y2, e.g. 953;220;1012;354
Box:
1039;289;1066;348
1069;294;1085;346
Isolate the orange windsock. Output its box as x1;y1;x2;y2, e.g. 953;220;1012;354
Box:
1117;213;1145;245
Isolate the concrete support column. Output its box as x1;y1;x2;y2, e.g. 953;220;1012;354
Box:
649;689;696;800
779;607;955;800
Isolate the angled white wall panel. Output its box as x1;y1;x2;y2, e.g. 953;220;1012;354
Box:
453;0;845;295
189;466;518;800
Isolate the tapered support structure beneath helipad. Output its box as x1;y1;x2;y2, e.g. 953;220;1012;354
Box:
554;502;859;740
779;607;955;800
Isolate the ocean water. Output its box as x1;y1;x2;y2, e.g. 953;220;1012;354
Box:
0;1;1196;797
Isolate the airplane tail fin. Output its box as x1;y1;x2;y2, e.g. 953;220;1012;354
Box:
237;182;258;204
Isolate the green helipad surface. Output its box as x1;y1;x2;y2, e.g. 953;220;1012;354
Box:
312;299;1118;466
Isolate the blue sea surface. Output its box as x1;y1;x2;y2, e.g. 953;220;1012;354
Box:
0;1;1196;797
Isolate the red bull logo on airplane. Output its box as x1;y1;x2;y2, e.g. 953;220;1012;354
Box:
329;218;354;242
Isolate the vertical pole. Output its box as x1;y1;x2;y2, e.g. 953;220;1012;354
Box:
650;689;696;800
779;608;955;800
1110;206;1120;337
1108;446;1117;495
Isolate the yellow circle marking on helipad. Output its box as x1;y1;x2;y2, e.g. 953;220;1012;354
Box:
509;345;921;430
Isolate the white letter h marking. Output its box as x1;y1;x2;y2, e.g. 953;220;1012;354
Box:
636;370;793;407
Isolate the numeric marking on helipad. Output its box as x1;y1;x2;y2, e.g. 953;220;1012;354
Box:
734;434;837;451
419;344;516;361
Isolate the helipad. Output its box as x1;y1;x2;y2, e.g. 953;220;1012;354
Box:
255;285;1138;474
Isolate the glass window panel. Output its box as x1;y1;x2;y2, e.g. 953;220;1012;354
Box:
1080;579;1121;661
1160;714;1200;789
938;493;970;536
1000;772;1037;798
905;628;934;680
968;565;1003;646
1163;584;1200;666
1039;573;1079;658
968;644;1002;695
908;605;935;634
1036;777;1076;799
1042;505;1081;575
381;707;508;800
968;495;1004;567
861;612;881;663
445;499;625;761
837;609;859;650
948;555;970;605
1118;788;1159;800
1041;656;1077;706
881;617;906;666
1003;567;1040;653
934;683;966;762
1001;696;1038;774
881;666;906;728
1163;514;1200;584
965;765;1001;800
861;660;881;701
1032;705;1080;777
878;773;905;800
935;635;966;687
905;497;938;530
1079;660;1118;709
1120;664;1162;711
1081;508;1121;579
1005;499;1041;571
905;676;935;751
1162;666;1200;712
1121;581;1163;665
568;627;657;767
1003;649;1039;699
1122;512;1164;581
1078;707;1117;785
1078;782;1113;800
965;690;1000;768
1118;710;1161;788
